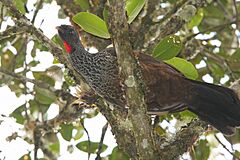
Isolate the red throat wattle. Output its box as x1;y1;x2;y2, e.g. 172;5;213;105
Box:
63;41;72;53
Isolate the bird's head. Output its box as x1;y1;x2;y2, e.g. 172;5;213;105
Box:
56;25;80;53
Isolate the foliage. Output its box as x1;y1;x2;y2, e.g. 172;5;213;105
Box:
1;0;240;159
153;35;182;60
73;12;110;39
125;0;146;23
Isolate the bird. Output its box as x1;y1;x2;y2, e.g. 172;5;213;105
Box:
56;24;240;135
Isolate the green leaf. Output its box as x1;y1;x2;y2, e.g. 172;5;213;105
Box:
14;39;26;68
43;132;58;143
153;35;182;60
154;126;166;136
74;0;90;11
8;79;24;97
109;147;129;160
35;41;48;52
166;0;177;4
235;150;240;158
76;141;108;154
64;69;76;86
85;108;99;118
1;50;15;71
35;86;56;105
43;133;60;156
19;153;31;160
230;48;240;61
52;35;64;49
126;0;146;23
103;7;109;22
10;105;25;124
73;12;110;39
179;110;197;120
60;123;74;141
46;66;63;82
33;71;55;86
192;139;210;160
29;100;38;114
188;8;204;29
207;60;224;83
13;0;27;14
73;126;84;140
164;57;198;80
28;60;40;67
53;58;60;64
49;142;60;155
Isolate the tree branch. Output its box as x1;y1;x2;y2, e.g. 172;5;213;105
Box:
157;78;240;160
3;1;240;160
31;0;44;24
144;0;207;54
133;0;188;51
107;0;157;159
158;119;208;160
55;0;111;50
1;0;97;94
0;26;26;42
214;134;240;160
1;0;66;62
95;123;108;160
0;67;55;92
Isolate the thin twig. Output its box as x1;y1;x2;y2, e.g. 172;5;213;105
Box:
200;44;237;81
214;134;240;160
0;4;4;23
31;0;44;24
33;125;41;160
233;0;239;26
1;0;66;63
22;37;30;122
0;67;55;92
80;120;91;160
183;20;238;44
1;0;90;87
145;0;207;53
0;26;26;41
134;0;188;50
232;0;239;47
157;0;188;25
158;119;208;159
39;138;57;160
95;123;108;160
216;0;231;20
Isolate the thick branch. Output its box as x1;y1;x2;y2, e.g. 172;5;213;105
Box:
107;1;157;159
3;1;240;160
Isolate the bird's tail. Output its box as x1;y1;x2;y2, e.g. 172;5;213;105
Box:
187;80;240;135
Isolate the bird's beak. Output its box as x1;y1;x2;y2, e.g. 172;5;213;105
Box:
56;26;63;33
56;26;65;40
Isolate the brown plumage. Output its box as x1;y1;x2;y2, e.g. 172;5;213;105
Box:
57;25;240;135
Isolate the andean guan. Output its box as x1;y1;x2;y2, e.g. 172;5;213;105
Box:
57;25;240;135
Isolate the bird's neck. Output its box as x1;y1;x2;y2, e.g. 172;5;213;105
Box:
62;39;84;54
68;40;93;76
